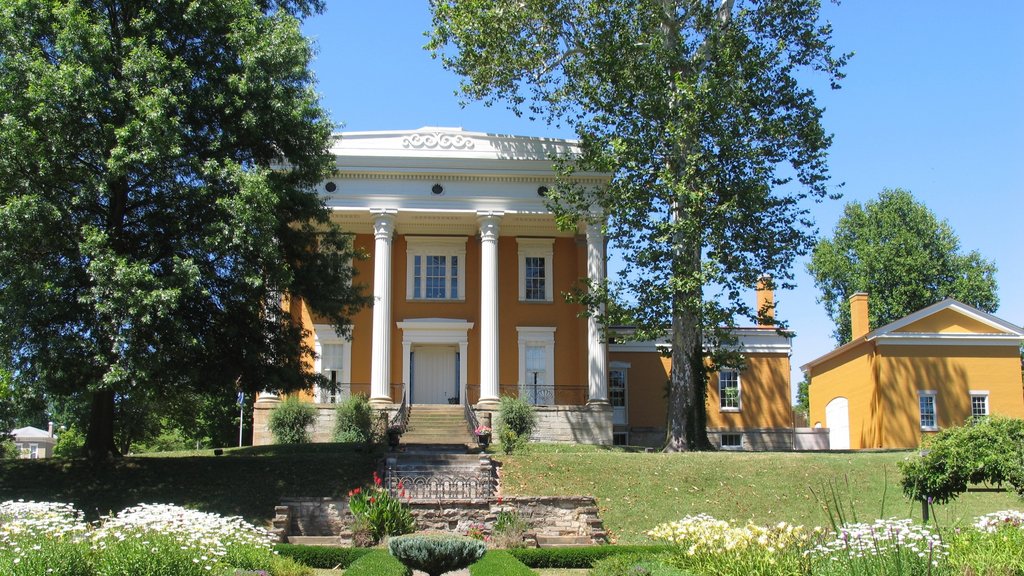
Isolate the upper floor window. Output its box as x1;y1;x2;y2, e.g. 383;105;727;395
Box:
517;238;554;302
919;391;938;431
407;237;466;301
719;369;740;411
970;391;989;420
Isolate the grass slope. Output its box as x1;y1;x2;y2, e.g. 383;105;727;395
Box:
0;444;379;523
498;445;1022;542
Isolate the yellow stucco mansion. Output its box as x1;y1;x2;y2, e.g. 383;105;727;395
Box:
252;127;803;449
804;294;1024;450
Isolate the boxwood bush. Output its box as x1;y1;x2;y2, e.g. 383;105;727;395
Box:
469;550;537;575
274;544;370;568
508;545;676;568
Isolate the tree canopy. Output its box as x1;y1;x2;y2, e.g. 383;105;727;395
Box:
429;0;848;450
808;188;998;344
0;0;368;458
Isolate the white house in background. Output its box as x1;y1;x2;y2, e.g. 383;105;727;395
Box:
10;424;56;458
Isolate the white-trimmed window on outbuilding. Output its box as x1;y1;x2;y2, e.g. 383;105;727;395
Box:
517;238;553;302
919;390;938;431
407;237;467;301
970;390;989;421
719;369;741;412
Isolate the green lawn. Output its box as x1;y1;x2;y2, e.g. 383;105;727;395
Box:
499;445;1021;542
2;443;1020;544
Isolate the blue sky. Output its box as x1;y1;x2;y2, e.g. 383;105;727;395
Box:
302;1;1023;396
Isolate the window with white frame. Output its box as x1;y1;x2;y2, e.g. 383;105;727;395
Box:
919;391;938;430
970;391;989;420
314;324;352;404
609;369;627;409
719;369;740;411
406;237;467;301
28;443;39;459
517;238;554;302
720;433;742;449
517;327;555;405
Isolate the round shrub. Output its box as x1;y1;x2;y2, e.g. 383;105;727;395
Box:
269;397;318;444
388;533;486;576
332;394;378;444
497;396;536;454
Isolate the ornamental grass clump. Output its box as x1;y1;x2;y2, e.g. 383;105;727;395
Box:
808;518;947;576
387;533;485;576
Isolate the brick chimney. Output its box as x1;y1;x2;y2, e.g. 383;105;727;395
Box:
850;292;870;340
756;276;774;327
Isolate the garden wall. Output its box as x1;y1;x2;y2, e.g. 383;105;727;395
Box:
275;495;607;546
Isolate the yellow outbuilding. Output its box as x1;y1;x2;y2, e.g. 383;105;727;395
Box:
804;294;1024;449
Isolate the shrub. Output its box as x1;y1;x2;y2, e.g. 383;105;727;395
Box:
268;397;318;444
490;509;528;549
898;416;1024;504
507;545;675;568
344;549;411;576
388;533;486;576
469;550;537;575
348;471;416;545
497;396;536;454
332;394;378;444
592;553;691;576
274;544;370;568
0;438;17;459
52;425;85;458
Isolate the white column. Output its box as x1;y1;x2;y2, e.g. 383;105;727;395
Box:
477;212;503;408
370;209;396;406
586;218;609;405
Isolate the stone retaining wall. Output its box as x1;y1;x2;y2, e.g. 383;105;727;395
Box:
276;495;607;546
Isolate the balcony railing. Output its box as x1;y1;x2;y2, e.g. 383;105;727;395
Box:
497;385;588;406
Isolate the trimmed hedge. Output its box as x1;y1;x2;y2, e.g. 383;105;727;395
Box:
344;549;411;576
274;544;370;569
508;545;676;568
470;550;538;575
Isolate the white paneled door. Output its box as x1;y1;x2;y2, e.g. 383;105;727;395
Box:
412;346;457;404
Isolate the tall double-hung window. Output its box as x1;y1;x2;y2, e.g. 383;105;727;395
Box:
719;369;741;411
517;238;554;302
919;390;938;431
406;237;467;301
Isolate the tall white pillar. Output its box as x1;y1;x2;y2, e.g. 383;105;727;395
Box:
586;218;609;405
477;212;503;408
370;209;396;406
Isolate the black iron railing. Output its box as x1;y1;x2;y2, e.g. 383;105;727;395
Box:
386;465;494;500
497;384;589;406
463;398;480;437
390;388;410;433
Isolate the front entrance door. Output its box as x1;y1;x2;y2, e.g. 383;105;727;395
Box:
412;346;457;404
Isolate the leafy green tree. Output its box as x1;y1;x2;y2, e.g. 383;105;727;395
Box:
795;377;810;420
0;0;368;459
808;188;998;344
429;0;848;450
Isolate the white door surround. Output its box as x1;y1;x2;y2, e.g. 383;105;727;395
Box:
825;397;850;450
397;319;473;405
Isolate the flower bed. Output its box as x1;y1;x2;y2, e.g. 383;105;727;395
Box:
0;500;282;576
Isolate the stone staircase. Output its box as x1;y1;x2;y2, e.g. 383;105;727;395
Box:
399;404;475;447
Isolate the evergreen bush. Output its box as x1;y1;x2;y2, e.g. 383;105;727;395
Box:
388;533;486;576
497;396;536;454
274;544;370;568
332;394;378;444
343;549;411;576
268;397;317;444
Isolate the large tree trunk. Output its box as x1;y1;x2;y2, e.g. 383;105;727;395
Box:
85;389;121;459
